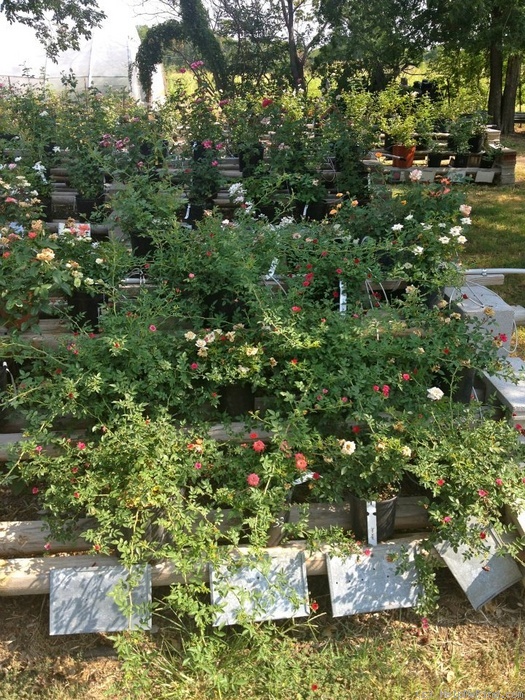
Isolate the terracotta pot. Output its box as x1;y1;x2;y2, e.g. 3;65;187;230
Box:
391;144;416;169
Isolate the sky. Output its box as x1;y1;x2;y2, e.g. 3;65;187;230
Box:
115;0;175;26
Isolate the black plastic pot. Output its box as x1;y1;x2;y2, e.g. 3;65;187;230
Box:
295;201;327;221
69;291;105;331
39;197;54;222
75;193;105;220
182;203;206;229
468;134;484;153
238;142;265;178
434;366;475;405
128;230;155;258
452;153;469;168
218;383;254;417
349;493;398;542
427;152;446;168
480;154;495;169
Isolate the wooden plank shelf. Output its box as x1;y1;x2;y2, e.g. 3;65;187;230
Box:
0;422;274;463
0;498;431;559
0;532;432;597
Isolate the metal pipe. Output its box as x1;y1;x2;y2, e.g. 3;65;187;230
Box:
465;268;525;276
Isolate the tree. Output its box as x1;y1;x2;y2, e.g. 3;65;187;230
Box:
136;0;328;95
422;0;525;133
212;0;290;91
135;0;232;98
274;0;327;89
316;0;428;92
0;0;106;59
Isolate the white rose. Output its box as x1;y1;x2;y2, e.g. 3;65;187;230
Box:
339;439;356;456
427;387;444;401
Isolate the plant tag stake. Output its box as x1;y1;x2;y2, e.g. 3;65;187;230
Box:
183;204;191;220
302;204;308;218
366;501;378;546
339;281;347;313
265;258;279;280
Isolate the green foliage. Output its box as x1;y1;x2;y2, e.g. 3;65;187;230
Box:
0;219;72;331
408;401;525;553
136;1;231;99
107;173;184;236
2;83;525;687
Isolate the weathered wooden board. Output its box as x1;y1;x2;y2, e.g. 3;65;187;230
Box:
0;535;431;596
0;498;430;557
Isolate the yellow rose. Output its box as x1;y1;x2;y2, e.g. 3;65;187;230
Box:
36;248;55;262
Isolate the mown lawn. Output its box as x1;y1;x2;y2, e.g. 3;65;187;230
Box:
463;132;525;307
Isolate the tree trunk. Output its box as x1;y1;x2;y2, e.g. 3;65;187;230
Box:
487;43;503;127
501;53;522;135
279;0;305;89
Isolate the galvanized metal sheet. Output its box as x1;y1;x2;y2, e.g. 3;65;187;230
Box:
434;530;522;610
210;550;309;627
326;543;420;616
49;565;152;635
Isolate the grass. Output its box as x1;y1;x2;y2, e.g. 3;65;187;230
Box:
1;574;524;699
462;132;525;307
3;135;525;700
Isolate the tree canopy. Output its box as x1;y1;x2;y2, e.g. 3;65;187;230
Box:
11;0;524;133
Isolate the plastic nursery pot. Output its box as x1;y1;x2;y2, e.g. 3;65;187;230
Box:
451;153;470;168
182;203;206;229
348;493;398;542
391;145;416;169
295;201;327;222
68;291;105;331
427;153;446;168
75;194;105;221
128;230;155;258
238;142;265;178
218;382;254;417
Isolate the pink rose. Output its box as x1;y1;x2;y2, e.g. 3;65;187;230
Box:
246;473;260;487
